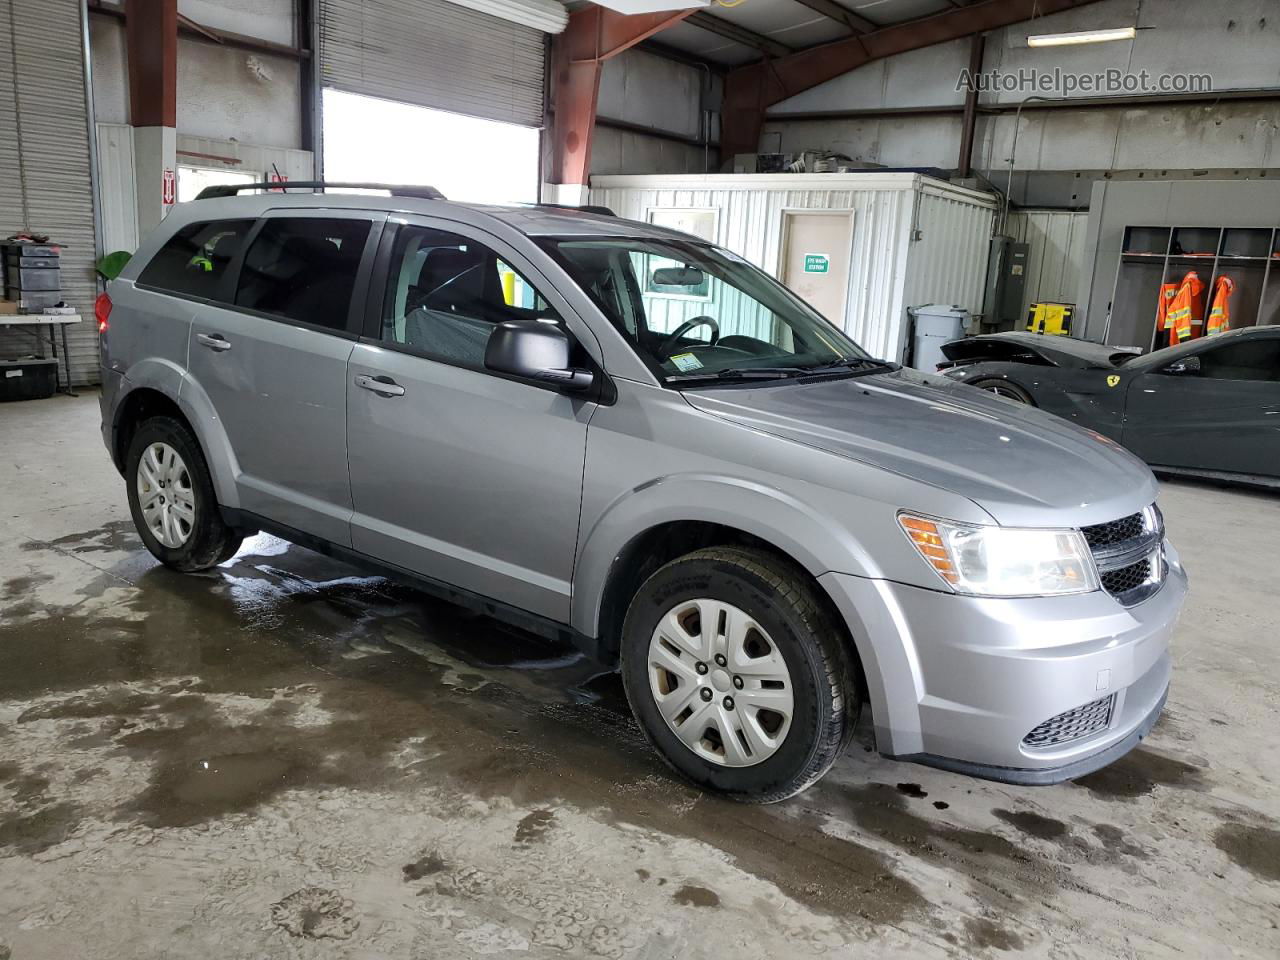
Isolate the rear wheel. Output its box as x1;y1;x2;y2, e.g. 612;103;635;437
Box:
972;378;1035;405
126;416;242;571
620;546;859;802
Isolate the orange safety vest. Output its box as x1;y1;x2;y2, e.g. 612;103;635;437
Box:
1165;271;1205;343
1206;275;1234;336
1156;282;1179;346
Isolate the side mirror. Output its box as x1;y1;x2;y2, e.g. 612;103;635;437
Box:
485;319;594;392
1164;355;1201;376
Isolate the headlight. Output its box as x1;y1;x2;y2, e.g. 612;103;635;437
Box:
898;513;1099;597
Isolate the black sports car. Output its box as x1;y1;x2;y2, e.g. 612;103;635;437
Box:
938;328;1280;486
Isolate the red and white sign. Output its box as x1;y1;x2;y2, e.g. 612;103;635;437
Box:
162;168;176;206
268;171;289;192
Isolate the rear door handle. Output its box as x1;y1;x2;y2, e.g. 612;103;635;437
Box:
354;374;405;398
196;333;231;352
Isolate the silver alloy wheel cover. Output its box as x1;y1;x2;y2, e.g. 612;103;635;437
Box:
983;383;1027;402
647;599;794;767
136;442;196;549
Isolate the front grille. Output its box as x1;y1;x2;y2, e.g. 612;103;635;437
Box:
1082;513;1144;548
1085;505;1164;605
1101;557;1152;595
1022;694;1115;748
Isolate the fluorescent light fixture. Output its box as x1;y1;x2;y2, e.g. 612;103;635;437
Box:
1027;27;1136;47
594;1;710;13
442;0;568;34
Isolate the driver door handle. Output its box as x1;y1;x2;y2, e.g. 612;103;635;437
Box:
354;374;406;398
196;332;231;352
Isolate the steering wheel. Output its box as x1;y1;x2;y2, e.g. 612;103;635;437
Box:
659;316;720;357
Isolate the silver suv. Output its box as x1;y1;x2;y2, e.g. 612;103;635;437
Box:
99;183;1187;801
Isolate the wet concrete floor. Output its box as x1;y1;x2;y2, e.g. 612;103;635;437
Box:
1;394;1277;958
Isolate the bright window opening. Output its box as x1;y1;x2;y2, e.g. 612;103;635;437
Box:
322;89;540;205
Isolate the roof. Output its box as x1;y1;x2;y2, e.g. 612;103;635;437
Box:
649;0;999;68
171;189;705;241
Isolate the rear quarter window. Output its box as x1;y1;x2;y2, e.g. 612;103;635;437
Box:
136;220;256;301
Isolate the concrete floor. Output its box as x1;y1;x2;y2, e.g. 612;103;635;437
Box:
0;393;1277;960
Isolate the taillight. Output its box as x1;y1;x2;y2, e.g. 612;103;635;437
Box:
95;292;112;333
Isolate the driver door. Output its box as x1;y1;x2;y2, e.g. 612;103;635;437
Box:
1122;334;1280;474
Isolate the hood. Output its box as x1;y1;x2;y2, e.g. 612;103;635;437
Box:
682;367;1157;528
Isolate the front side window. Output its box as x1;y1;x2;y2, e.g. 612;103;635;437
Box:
137;219;255;301
543;237;874;384
234;217;372;331
1197;339;1280;382
380;224;564;369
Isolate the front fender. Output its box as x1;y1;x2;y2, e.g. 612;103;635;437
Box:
570;471;881;640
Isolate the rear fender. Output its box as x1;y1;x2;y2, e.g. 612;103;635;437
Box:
115;357;241;510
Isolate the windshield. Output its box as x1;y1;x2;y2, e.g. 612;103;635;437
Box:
541;237;877;384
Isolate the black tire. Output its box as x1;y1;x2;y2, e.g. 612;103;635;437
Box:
971;378;1036;405
620;546;860;803
125;416;242;572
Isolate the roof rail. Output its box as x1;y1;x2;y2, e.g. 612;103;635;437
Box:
536;202;618;217
193;181;447;201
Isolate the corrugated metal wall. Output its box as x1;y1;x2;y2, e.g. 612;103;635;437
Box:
0;0;99;386
590;174;996;362
902;185;996;329
1005;209;1090;322
95;123;315;256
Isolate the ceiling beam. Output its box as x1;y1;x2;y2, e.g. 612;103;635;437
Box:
686;11;793;58
720;0;1106;158
790;0;878;34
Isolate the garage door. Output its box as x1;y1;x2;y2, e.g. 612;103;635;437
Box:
0;0;100;386
318;0;548;128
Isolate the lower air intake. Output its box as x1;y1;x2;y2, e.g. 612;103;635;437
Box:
1022;694;1115;748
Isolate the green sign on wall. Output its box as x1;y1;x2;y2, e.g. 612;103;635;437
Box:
804;253;830;274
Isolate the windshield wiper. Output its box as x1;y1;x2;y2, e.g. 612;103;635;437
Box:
799;357;897;375
667;366;810;383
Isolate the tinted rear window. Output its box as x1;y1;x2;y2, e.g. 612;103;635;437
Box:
137;219;255;300
234;218;372;332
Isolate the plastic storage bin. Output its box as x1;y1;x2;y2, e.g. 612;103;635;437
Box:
0;357;57;401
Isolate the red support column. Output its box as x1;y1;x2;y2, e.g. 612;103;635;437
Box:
125;0;177;128
126;0;179;232
547;5;697;190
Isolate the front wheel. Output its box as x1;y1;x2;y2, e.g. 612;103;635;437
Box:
972;378;1035;405
620;547;860;802
126;416;242;572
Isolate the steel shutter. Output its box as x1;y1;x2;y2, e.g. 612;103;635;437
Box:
0;0;100;386
318;0;547;128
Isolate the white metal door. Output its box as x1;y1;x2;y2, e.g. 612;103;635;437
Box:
780;212;853;327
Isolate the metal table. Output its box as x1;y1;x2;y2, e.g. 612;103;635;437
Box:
0;314;82;396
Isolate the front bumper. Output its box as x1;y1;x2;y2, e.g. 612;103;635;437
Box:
819;543;1187;782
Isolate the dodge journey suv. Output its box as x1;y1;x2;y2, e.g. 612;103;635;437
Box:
99;183;1186;801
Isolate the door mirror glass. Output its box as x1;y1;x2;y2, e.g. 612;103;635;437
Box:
1164;355;1200;376
485;320;594;392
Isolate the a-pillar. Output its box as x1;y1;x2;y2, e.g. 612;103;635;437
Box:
126;0;178;236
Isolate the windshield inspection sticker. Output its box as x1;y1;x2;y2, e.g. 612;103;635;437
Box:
671;353;703;372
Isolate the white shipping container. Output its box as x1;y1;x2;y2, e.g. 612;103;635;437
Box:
590;173;997;363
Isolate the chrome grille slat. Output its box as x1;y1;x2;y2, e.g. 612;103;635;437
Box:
1022;694;1116;748
1085;506;1165;606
